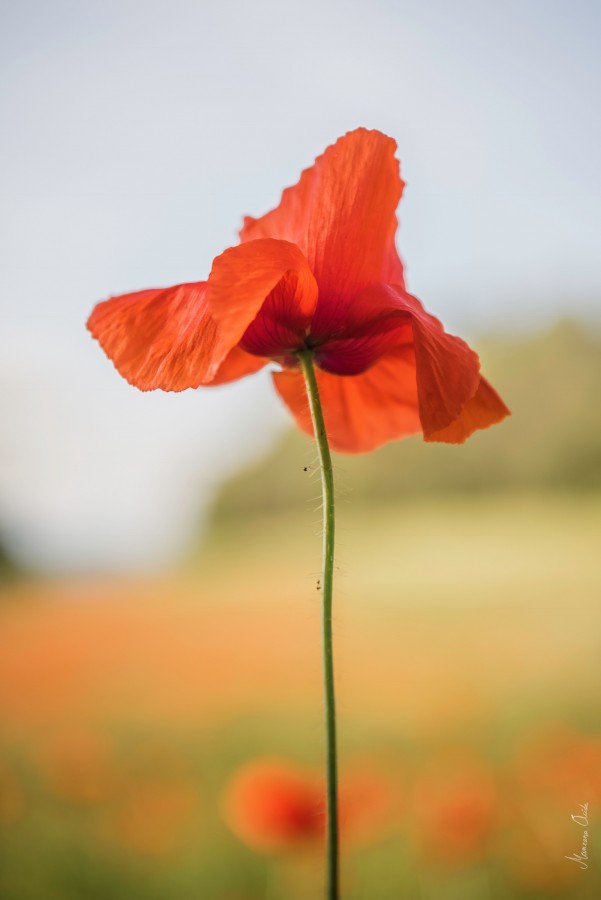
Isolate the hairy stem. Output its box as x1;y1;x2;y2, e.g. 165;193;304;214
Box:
298;351;339;900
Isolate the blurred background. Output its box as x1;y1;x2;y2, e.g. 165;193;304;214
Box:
1;1;600;897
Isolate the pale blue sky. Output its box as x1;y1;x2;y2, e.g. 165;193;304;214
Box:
2;0;600;334
1;0;599;568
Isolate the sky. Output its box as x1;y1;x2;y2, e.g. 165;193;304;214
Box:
1;0;600;570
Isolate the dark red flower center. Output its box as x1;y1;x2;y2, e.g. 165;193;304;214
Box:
239;280;414;376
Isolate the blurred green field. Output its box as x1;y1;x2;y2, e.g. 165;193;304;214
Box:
1;491;600;898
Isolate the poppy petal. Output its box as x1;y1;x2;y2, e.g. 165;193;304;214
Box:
310;281;413;376
273;347;421;453
425;377;510;443
313;314;413;376
87;282;223;391
206;239;318;360
222;758;323;853
240;129;405;305
208;346;267;385
240;269;317;360
350;284;482;437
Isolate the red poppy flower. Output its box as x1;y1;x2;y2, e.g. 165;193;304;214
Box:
221;757;397;854
88;129;509;453
222;758;324;853
410;753;499;865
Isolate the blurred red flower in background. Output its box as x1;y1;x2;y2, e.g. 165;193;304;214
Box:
36;730;119;806
222;758;323;853
0;760;25;825
88;129;509;453
409;752;499;865
512;726;601;807
222;757;397;854
107;779;199;857
504;726;600;889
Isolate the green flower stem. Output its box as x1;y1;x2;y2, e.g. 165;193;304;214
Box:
298;350;339;900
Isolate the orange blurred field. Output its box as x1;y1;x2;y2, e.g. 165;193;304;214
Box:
0;493;600;898
2;494;599;733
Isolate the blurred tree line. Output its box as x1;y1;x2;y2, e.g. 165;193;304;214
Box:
214;320;601;518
